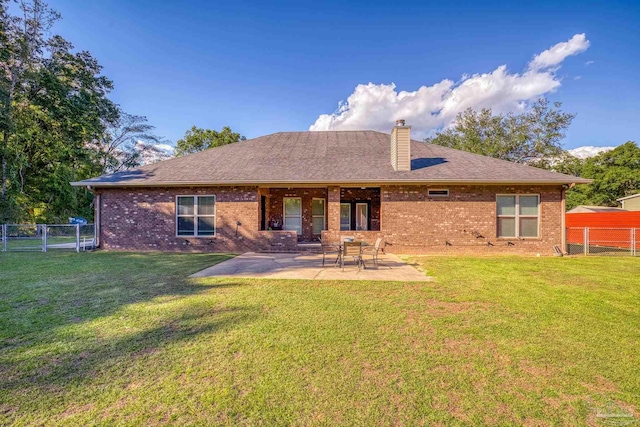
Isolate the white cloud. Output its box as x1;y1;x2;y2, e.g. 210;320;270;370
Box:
310;34;590;138
574;75;582;80
568;146;615;159
528;33;590;71
585;60;595;66
135;140;175;165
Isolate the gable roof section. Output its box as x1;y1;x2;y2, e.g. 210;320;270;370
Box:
72;131;592;187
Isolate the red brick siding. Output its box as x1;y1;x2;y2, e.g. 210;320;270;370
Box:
327;186;340;232
97;186;297;252
98;184;564;255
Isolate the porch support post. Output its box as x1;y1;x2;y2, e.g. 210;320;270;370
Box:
327;186;340;231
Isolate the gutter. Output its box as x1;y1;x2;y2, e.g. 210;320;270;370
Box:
70;178;594;188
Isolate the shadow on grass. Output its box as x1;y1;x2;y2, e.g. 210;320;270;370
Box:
0;252;250;402
0;300;260;397
0;251;236;332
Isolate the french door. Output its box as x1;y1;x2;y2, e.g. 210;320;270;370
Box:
340;202;369;231
355;203;368;231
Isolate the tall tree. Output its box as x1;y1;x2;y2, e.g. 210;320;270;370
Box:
175;125;246;156
425;98;575;165
0;0;118;222
13;35;117;221
0;0;60;220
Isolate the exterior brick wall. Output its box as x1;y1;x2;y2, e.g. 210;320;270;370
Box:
323;185;563;254
97;184;564;255
97;186;297;252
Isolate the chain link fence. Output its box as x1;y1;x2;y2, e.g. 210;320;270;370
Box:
567;227;639;256
1;224;96;252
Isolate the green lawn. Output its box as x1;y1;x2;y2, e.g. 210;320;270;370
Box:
0;252;638;426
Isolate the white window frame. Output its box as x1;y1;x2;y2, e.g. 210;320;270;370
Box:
311;198;326;235
496;194;540;238
176;195;216;237
428;189;449;197
340;203;351;231
283;197;302;235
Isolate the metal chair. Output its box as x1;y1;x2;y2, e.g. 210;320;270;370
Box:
361;237;385;267
319;237;341;266
341;241;364;271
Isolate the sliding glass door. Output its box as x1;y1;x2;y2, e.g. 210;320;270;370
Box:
355;203;368;231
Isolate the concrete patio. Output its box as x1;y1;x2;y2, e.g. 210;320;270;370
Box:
190;252;431;281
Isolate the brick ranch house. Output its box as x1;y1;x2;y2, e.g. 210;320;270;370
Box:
72;121;591;254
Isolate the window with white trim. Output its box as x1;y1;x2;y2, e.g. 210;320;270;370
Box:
176;195;216;237
497;195;540;238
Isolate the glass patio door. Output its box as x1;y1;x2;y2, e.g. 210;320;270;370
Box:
340;203;351;230
283;198;302;235
355;203;368;231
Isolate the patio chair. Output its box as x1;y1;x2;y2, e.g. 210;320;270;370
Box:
341;241;364;271
319;237;341;266
361;237;385;267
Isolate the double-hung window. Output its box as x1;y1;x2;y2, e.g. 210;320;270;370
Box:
496;195;540;238
176;195;216;237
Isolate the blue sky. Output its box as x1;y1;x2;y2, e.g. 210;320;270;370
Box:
49;0;640;149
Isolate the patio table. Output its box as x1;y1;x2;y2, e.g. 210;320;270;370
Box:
336;241;370;269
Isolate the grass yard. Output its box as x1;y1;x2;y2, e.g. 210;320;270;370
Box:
0;252;638;426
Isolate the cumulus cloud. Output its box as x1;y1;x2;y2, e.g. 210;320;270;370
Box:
309;34;590;138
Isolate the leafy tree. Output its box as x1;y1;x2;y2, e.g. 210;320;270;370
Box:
0;0;61;220
425;98;575;165
13;35;117;222
92;109;164;174
175;126;246;156
0;1;119;222
562;142;640;209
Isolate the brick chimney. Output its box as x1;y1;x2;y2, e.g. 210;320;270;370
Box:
391;119;411;171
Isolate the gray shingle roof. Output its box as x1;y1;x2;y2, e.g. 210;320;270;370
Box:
72;131;591;187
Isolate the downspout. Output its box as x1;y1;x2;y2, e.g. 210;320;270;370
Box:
561;185;567;253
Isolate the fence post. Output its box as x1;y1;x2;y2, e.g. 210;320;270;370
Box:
583;227;589;256
76;224;80;253
1;224;5;252
633;228;637;257
42;224;47;252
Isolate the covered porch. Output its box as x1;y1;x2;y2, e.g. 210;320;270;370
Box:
257;186;381;245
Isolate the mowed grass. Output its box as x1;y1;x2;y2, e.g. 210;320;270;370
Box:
0;252;638;426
